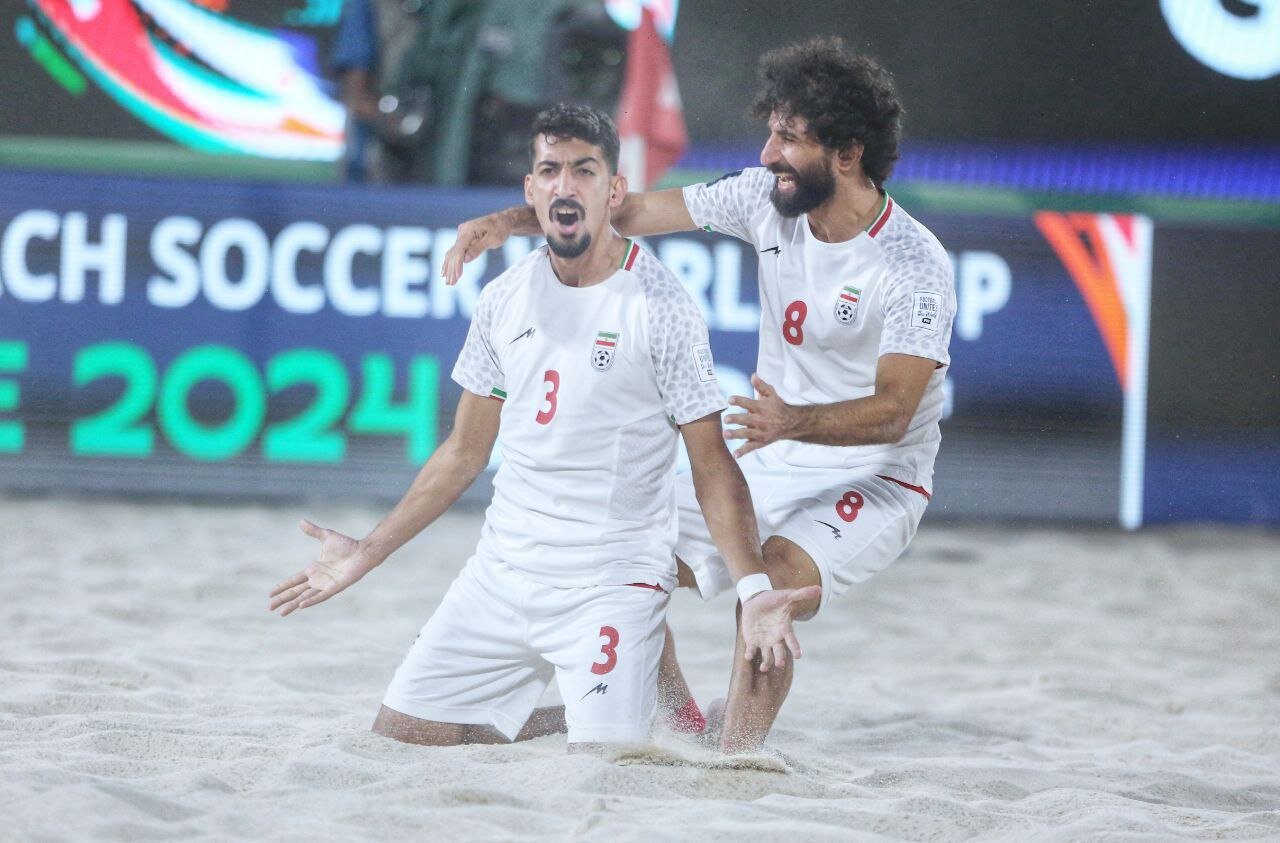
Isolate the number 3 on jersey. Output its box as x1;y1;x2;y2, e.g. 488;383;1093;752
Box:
536;369;559;424
783;300;807;346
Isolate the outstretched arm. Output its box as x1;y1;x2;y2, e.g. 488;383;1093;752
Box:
268;391;501;615
680;413;820;671
441;188;697;285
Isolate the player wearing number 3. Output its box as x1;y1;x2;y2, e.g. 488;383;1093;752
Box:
269;104;817;750
442;39;957;752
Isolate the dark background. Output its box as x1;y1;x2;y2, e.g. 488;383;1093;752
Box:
1148;225;1280;432
673;1;1280;143
4;1;1280;144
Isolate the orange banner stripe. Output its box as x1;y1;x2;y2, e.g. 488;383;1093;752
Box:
1034;212;1128;388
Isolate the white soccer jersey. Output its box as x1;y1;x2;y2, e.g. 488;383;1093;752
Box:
684;167;956;489
452;242;726;589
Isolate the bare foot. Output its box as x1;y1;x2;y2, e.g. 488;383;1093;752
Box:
694;698;726;748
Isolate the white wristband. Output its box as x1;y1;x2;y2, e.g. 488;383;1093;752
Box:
735;573;773;604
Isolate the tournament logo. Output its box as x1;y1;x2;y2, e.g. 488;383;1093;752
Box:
834;285;861;324
591;331;619;371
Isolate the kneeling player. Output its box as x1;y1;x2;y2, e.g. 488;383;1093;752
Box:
268;104;816;748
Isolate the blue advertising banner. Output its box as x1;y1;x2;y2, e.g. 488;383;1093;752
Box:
6;168;1270;525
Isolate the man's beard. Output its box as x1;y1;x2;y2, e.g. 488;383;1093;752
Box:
547;230;591;258
546;198;591;258
769;157;836;217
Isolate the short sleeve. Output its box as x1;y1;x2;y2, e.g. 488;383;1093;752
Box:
644;270;727;425
681;167;775;244
451;286;505;399
878;254;956;367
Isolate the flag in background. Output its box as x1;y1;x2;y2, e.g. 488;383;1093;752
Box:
608;0;686;189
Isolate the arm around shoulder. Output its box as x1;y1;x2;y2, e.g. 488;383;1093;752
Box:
612;188;697;238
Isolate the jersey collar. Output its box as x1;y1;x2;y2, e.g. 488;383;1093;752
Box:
864;193;893;238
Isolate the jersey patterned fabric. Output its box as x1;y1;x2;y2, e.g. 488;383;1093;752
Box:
684;167;956;490
452;242;725;591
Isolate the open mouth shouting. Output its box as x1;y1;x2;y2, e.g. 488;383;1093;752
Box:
550;200;585;239
546;199;592;258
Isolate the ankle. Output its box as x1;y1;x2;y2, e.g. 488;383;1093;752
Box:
666;698;706;734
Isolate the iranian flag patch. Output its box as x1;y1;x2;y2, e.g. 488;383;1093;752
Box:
834;285;861;324
591;330;619;371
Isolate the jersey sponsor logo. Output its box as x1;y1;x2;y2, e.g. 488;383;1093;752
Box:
814;519;843;539
690;342;716;382
911;291;942;332
591;330;619;371
578;682;609;700
834;285;861;324
760;245;782;255
508;326;536;345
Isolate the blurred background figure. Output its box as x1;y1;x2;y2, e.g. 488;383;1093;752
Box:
330;0;436;183
331;0;630;185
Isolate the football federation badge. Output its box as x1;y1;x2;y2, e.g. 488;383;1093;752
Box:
834;285;861;324
591;330;619;371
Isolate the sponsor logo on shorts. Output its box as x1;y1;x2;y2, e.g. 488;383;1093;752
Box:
579;682;609;701
814;519;843;539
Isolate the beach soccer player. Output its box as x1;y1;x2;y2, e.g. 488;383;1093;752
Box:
441;39;957;752
269;104;818;749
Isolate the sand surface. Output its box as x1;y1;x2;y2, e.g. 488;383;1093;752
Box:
2;496;1278;841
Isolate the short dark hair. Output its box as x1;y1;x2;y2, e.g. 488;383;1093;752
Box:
752;37;904;185
529;103;620;174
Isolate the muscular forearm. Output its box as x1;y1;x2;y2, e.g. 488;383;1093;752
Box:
502;205;541;237
787;393;911;447
691;455;766;582
357;440;487;567
480;188;691;242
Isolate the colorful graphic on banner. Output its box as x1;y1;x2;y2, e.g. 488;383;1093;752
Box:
19;0;343;160
1036;212;1153;529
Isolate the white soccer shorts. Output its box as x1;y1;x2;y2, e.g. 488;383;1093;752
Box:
674;449;930;613
381;556;669;744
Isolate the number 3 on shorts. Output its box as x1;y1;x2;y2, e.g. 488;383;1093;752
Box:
591;625;619;675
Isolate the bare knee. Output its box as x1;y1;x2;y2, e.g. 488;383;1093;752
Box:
372;705;467;746
761;536;822;620
761;537;821;589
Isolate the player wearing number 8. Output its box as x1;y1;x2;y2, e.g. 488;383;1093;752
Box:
268;104;817;751
443;38;957;753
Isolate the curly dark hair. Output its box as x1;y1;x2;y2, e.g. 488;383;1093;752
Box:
529;103;620;174
752;37;905;185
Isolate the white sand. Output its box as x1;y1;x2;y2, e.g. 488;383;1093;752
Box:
2;496;1278;841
